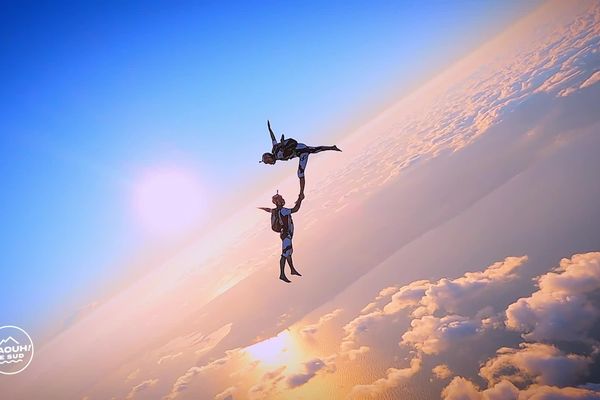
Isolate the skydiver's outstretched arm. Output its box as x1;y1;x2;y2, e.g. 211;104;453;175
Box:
258;207;272;213
267;120;278;146
291;194;304;213
299;177;305;197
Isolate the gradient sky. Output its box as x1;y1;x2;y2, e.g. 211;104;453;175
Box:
0;1;537;332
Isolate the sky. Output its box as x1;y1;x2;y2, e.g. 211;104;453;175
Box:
0;1;537;332
1;1;600;399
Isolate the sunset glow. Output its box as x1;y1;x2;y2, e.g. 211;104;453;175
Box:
132;167;204;237
4;1;600;399
245;330;300;368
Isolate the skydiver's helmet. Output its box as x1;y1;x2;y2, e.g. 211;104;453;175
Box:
262;153;275;164
272;192;285;206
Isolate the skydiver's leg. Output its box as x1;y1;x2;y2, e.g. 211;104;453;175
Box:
282;235;300;275
287;255;301;276
279;256;291;283
267;120;278;146
297;153;309;196
280;235;293;283
304;145;342;154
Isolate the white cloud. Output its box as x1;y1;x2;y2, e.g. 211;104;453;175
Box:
300;308;343;337
125;379;158;400
401;314;481;355
376;286;399;300
433;364;453;380
506;252;600;342
442;377;600;400
382;280;431;315
480;343;593;387
248;366;287;400
340;310;383;359
442;376;490;400
420;256;527;315
214;386;236;400
340;257;526;359
348;356;421;398
163;348;241;400
157;352;183;365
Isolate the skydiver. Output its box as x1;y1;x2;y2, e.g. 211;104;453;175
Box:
261;120;341;195
258;191;304;283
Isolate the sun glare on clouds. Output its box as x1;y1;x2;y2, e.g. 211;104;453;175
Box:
245;330;303;369
132;167;205;237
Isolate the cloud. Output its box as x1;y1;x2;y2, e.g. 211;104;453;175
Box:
338;253;600;398
340;256;526;359
340;310;383;358
376;286;399;300
433;364;453;380
214;386;236;400
437;254;600;399
506;252;600;343
157;352;182;365
479;343;593;387
316;1;600;202
125;368;140;382
442;377;600;400
442;377;490;400
286;356;336;388
382;280;431;315
401;314;481;355
420;256;528;315
348;356;421;398
125;379;158;400
300;308;343;337
248;366;287;400
517;385;600;399
360;302;378;314
163;348;241;400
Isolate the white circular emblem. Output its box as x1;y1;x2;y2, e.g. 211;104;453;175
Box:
0;325;34;375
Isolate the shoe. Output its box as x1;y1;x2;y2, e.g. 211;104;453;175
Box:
291;270;302;276
279;275;292;283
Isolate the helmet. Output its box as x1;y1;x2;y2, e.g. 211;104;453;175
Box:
262;153;275;164
272;192;285;206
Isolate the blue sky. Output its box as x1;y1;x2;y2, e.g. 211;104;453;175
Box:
0;1;537;333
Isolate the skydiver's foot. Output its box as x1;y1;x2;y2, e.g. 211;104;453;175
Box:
291;269;302;276
279;275;292;283
333;145;342;151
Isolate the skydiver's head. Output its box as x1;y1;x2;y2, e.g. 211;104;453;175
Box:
272;193;285;207
262;153;275;165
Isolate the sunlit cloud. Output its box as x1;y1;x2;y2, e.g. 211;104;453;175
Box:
248;366;287;400
348;356;421;399
163;348;242;400
480;343;593;387
214;386;236;400
125;378;158;400
433;364;453;380
506;252;600;343
286;356;336;388
299;308;343;338
442;377;600;400
245;330;300;368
